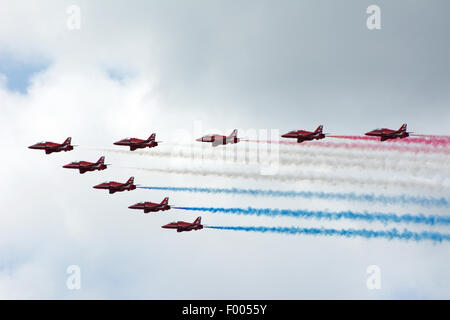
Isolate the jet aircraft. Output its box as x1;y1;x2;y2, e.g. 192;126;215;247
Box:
114;133;159;151
365;124;410;141
63;156;108;174
93;177;136;194
196;129;240;147
128;197;171;213
28;137;74;154
281;125;326;143
162;217;203;232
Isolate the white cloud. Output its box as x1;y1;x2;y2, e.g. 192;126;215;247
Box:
0;0;449;299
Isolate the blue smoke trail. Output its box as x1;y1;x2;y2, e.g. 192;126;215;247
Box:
205;226;450;242
139;186;448;208
173;206;450;226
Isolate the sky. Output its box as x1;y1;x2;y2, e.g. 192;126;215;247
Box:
0;0;449;299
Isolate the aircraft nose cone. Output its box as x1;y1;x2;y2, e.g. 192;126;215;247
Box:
195;138;203;142
128;204;138;209
28;145;37;149
62;164;70;168
93;184;102;189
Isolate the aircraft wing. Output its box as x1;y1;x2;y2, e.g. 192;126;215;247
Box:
81;162;97;168
47;144;63;150
131;141;147;146
380;132;397;138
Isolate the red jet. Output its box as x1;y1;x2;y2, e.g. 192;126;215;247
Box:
93;177;136;194
113;133;159;151
162;217;203;232
365;124;410;141
281;125;326;143
196;129;240;147
63;156;108;174
28;137;74;154
128;197;170;213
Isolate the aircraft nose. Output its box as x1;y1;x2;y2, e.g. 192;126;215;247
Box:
128;204;139;209
28;144;37;149
93;184;102;189
62;164;70;168
195;138;203;142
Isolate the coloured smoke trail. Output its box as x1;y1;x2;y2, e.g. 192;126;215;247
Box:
275;146;448;166
139;186;449;208
94;141;450;173
243;139;450;155
327;135;450;147
99;141;448;163
173;206;450;226
240;138;448;162
99;147;446;175
411;134;450;139
128;167;450;191
82;146;450;179
204;226;450;243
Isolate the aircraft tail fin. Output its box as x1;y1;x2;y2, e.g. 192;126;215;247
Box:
127;176;134;184
161;197;169;205
228;129;238;138
399;123;407;132
97;156;105;164
315;125;323;133
194;217;201;225
63;137;72;145
148;133;156;141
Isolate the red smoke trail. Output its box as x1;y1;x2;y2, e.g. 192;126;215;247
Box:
328;135;450;147
411;134;450;139
328;135;379;141
243;139;450;155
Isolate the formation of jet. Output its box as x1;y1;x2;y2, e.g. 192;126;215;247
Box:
114;133;159;151
196;129;240;147
93;177;136;194
63;156;108;174
162;217;203;232
128;197;170;213
29;124;416;234
28;137;74;154
365;124;410;141
281;125;326;143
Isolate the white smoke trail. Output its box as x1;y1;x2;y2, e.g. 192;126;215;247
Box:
165;141;449;168
90;142;449;166
125;166;450;192
97;147;448;176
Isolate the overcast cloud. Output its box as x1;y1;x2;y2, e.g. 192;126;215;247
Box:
0;0;449;299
